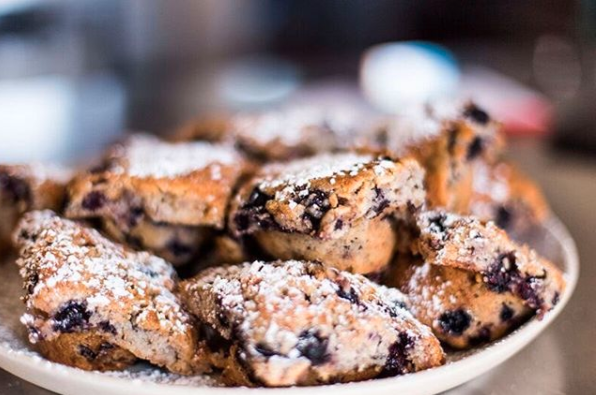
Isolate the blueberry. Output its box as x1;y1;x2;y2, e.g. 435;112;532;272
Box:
53;301;91;333
336;286;360;305
463;104;490;125
255;343;280;358
372;187;390;214
428;213;448;234
198;323;228;353
552;292;560;306
166;239;193;257
466;136;484;161
99;320;117;335
296;330;330;365
485;252;517;293
469;326;492;346
381;332;413;376
438;309;471;335
82;191;106;211
495;206;512;230
500;304;514;322
78;345;97;360
246;187;270;208
0;174;31;204
334;219;344;231
301;190;331;230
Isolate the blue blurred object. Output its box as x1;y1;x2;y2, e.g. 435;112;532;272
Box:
218;56;301;109
360;41;460;113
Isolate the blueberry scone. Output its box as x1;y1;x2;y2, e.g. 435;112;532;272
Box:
469;160;549;235
66;134;248;265
388;210;565;348
369;100;505;215
0;164;71;252
180;260;445;387
230;152;425;275
13;210;198;374
387;253;532;349
177;106;363;161
414;211;565;315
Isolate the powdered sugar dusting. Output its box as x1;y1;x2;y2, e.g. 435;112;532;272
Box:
12;210;196;372
260;152;375;191
112;135;238;179
183;260;443;386
231;106;357;146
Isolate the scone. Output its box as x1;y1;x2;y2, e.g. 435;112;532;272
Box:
66;134;248;266
387;253;532;349
470;160;549;235
180;260;445;387
13;210;198;374
230;152;426;275
176;106;364;161
414;211;565;314
0;164;71;252
369;100;505;214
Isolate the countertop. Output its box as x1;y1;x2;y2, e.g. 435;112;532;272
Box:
1;139;595;394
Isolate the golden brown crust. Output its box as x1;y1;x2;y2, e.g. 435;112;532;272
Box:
414;210;566;317
469;160;550;233
180;260;445;387
37;332;137;371
0;164;71;251
387;254;532;349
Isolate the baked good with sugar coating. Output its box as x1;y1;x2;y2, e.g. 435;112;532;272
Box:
180;260;445;387
13;210;199;374
230;152;426;275
66;134;248;266
0;163;71;252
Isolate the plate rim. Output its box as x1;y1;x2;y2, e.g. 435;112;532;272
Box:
0;215;580;395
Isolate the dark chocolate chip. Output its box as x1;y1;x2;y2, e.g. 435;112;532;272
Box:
466;136;484;161
81;191;106;211
438;309;471;335
463;104;490;125
381;332;413;376
500;304;514;322
53;301;91;333
296;330;330;365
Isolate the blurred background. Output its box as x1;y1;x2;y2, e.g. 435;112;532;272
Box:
0;0;595;163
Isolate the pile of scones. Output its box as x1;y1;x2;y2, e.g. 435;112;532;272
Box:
0;100;565;387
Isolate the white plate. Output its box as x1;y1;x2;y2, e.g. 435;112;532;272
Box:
0;216;579;395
